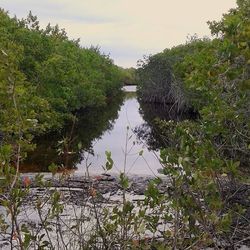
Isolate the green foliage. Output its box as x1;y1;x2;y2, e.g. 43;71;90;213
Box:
0;9;124;164
104;151;113;171
137;37;210;110
137;0;250;166
136;0;250;247
0;2;249;249
22;94;123;172
119;67;137;85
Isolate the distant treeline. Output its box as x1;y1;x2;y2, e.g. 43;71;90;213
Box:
119;67;137;85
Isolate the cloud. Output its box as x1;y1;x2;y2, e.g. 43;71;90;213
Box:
1;0;119;24
1;0;237;67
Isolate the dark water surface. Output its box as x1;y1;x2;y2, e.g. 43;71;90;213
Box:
22;86;187;175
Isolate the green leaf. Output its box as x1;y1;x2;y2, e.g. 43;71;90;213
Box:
139;150;143;156
105;151;113;171
48;163;58;175
119;173;129;189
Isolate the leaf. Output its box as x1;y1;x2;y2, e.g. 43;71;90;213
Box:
77;142;82;149
23;176;31;187
105;151;113;171
48;163;58;175
23;233;31;249
123;201;134;213
119;173;129;189
178;156;182;165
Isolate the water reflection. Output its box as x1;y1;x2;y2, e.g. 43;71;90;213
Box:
22;85;192;175
21;94;124;172
77;88;162;175
134;101;194;151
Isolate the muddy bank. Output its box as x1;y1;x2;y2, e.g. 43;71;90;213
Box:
0;173;169;249
1;173;250;249
20;173;169;204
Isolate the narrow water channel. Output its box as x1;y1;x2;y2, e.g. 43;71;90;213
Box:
22;85;189;176
77;85;162;176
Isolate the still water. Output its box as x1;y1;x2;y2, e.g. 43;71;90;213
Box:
22;85;188;176
78;86;162;175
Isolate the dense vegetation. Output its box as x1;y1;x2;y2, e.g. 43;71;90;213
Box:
119;67;137;85
21;95;124;172
0;9;124;157
0;1;249;249
135;0;250;247
137;0;250;167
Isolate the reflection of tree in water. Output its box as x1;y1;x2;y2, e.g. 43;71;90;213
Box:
134;100;195;151
124;91;136;100
21;94;124;172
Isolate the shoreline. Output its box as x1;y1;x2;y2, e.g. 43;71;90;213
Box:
19;172;169;197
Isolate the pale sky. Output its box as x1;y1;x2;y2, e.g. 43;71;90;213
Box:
1;0;237;68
